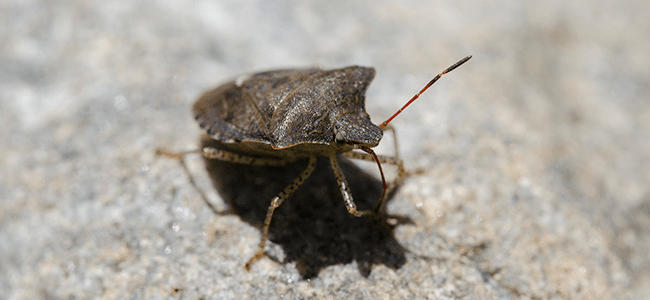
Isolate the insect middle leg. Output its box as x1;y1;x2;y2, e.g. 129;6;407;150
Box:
329;155;375;217
245;156;318;270
202;146;317;269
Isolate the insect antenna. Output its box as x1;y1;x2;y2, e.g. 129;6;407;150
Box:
379;55;472;129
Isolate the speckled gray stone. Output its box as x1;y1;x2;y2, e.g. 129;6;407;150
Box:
1;0;649;299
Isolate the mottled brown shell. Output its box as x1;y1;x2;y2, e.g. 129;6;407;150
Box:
193;66;383;157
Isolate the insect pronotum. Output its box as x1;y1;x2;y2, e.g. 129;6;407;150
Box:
158;55;472;270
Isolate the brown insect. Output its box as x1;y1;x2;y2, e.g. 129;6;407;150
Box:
159;55;472;270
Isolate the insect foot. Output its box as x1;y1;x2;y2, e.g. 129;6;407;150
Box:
160;56;471;277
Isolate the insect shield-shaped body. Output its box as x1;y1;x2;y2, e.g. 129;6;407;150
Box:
177;56;472;270
193;67;383;158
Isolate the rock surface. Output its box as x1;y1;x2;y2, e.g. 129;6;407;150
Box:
1;0;649;299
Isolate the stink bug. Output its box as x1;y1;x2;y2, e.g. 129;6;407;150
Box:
158;55;472;270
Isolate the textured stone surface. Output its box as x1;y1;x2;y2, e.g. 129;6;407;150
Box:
2;0;649;299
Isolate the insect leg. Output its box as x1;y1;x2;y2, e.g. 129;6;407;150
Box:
329;156;374;217
202;147;295;166
245;156;318;270
341;151;411;213
381;124;400;160
157;147;292;167
341;151;407;178
156;148;227;215
156;148;200;158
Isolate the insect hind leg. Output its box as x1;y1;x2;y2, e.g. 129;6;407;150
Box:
155;148;226;216
201;146;295;166
156;148;200;159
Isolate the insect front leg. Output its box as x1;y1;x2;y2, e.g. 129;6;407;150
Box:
381;124;401;160
245;156;318;270
378;125;427;178
329;155;374;218
341;151;413;214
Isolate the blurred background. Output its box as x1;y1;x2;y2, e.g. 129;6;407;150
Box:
1;0;648;299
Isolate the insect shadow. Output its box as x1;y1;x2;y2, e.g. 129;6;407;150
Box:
159;56;471;278
200;135;411;279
